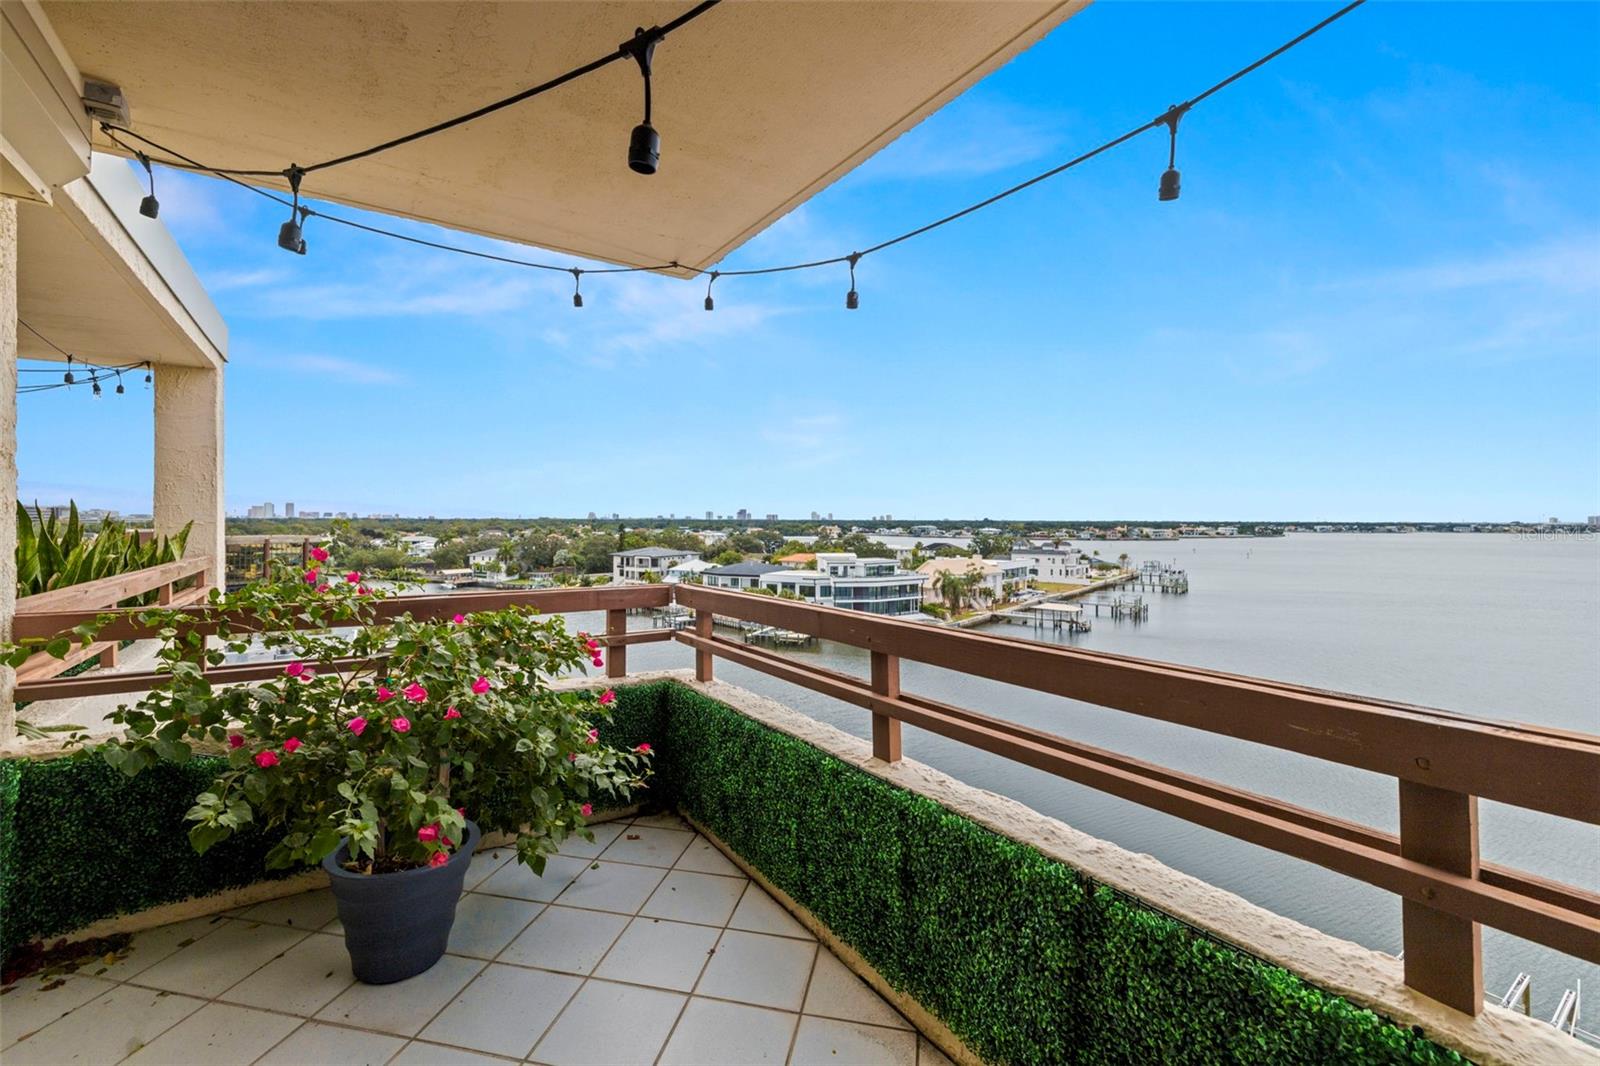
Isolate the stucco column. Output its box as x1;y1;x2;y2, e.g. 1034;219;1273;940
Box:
153;363;224;580
1;197;18;742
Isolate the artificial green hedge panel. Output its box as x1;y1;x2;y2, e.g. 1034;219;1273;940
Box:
658;682;1467;1066
0;682;670;961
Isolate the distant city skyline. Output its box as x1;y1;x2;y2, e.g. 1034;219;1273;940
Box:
17;2;1599;520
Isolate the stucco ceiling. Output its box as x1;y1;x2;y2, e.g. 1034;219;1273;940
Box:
41;0;1086;274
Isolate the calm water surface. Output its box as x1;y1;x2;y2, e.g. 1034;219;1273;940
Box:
572;533;1600;1016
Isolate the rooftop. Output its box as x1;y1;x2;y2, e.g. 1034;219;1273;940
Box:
1;811;943;1066
702;561;787;577
611;546;697;559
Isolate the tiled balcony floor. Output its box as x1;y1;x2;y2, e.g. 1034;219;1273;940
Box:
2;813;952;1066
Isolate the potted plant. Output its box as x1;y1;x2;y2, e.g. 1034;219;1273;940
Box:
33;559;651;984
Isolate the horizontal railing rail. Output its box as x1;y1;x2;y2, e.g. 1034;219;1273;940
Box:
9;579;1597;1017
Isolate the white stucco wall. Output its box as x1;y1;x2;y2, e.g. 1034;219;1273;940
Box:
1;197;18;741
153;363;224;571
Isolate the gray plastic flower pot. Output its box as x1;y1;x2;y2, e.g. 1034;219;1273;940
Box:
323;819;479;984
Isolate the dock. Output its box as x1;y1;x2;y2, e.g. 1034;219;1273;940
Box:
994;602;1092;633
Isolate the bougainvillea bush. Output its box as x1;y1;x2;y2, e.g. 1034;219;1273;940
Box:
27;556;650;876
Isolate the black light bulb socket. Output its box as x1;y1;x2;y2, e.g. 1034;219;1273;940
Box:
1159;167;1181;202
703;293;714;311
64;371;75;385
573;292;584;308
278;218;305;253
92;380;102;396
846;289;859;310
139;194;160;219
116;383;125;394
704;271;718;311
629;122;660;176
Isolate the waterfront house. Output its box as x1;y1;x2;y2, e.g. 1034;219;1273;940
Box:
763;553;927;615
610;547;699;583
917;556;1031;605
466;547;502;571
772;551;816;567
701;561;787;589
662;556;715;584
1008;545;1092;582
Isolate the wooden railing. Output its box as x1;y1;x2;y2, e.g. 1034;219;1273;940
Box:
9;581;1598;1017
12;556;213;686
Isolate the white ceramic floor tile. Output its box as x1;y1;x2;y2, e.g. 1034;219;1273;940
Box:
1;984;203;1066
657;996;798;1065
314;954;485;1036
256;1021;406;1065
639;869;747;926
599;826;694;867
498;905;628;974
476;854;589;902
219;930;354;1016
82;915;229;982
462;848;515;891
130;919;311;997
391;1040;518;1065
673;836;743;877
695;930;817;1011
418;963;581;1059
631;811;693;831
555;860;665;914
554;821;626;859
803;950;911;1029
790;1016;918;1066
593;917;720;992
530;979;685;1066
919;1035;959;1065
446;893;543;959
0;973;116;1049
727;887;814;940
234;887;339;930
122;1001;302;1066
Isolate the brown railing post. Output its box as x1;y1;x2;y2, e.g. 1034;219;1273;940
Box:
694;610;714;682
1399;780;1483;1015
870;650;902;763
262;537;272;582
605;608;627;679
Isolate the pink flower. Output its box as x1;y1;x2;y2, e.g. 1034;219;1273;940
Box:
391;717;411;734
316;583;330;593
635;743;652;754
591;656;604;668
309;546;330;563
568;752;578;762
357;586;370;596
376;685;395;702
580;803;593;817
598;689;615;705
452;613;466;624
285;661;306;678
402;682;427;703
254;750;279;768
345;571;361;584
585;639;600;652
471;676;490;695
228;734;244;749
429;851;449;868
586;728;599;745
304;569;318;584
282;737;302;753
348;716;368;736
456;807;466;817
444;706;461;719
417;823;439;842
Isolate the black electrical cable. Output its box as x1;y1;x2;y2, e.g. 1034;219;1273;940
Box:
96;0;1365;295
99;0;719;178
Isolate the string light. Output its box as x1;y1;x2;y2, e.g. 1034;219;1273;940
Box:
97;0;1364;313
277;166;308;254
63;355;74;386
572;269;584;308
136;151;160;218
115;370;126;394
16;320;152;398
623;26;664;175
1159;105;1186;202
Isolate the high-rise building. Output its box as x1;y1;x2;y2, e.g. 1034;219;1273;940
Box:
736;509;750;521
285;501;295;518
765;513;778;522
706;511;714;521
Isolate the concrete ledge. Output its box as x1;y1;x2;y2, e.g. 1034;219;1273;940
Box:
677;675;1599;1066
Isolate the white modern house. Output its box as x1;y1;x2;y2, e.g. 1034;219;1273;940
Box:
663;557;715;584
916;556;1031;605
611;547;699;583
761;553;926;616
400;534;438;559
466;547;502;571
1008;546;1090;582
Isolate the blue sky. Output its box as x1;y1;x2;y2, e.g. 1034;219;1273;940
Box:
18;1;1600;521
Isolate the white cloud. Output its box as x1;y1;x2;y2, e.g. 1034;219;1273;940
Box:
1326;238;1600;296
854;98;1065;182
204;267;288;292
271;353;404;385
